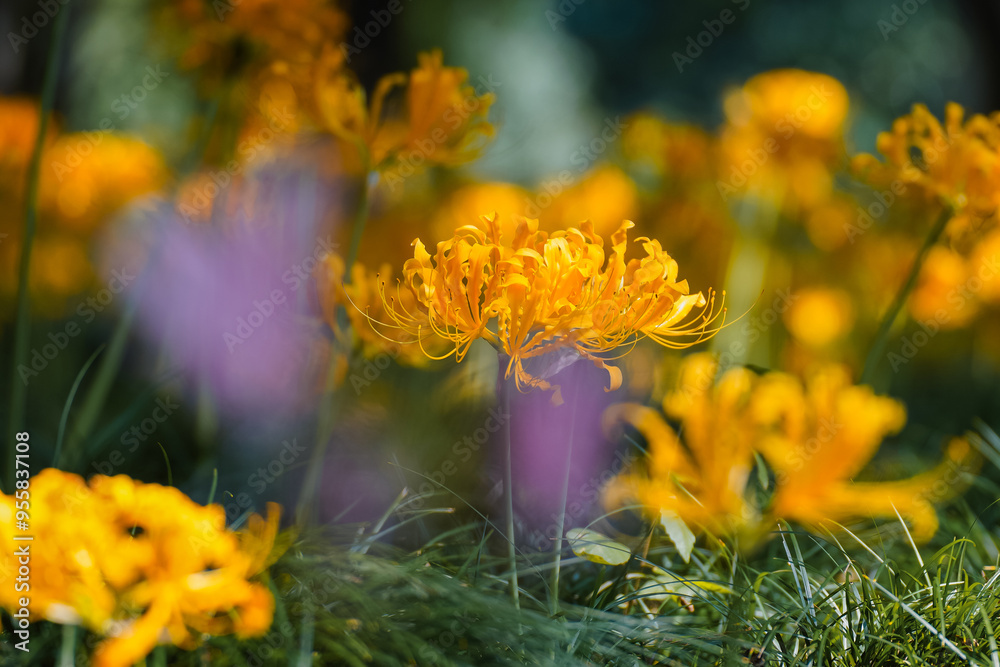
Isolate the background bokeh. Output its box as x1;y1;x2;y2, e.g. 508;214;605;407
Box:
2;0;999;535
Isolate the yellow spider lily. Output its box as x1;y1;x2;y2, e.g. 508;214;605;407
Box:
316;48;495;173
603;354;760;538
0;470;280;667
852;102;1000;245
603;354;977;544
750;364;976;543
372;215;723;399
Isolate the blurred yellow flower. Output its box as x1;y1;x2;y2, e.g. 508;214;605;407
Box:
0;97;168;317
725;69;849;140
852;103;1000;246
317;252;442;368
431;181;530;242
159;0;348;90
973;230;1000;304
546;165;639;238
26;235;93;301
316;48;495;178
604;355;976;544
909;246;979;329
903;227;1000;333
158;0;349;168
804;197;856;251
0;470;279;667
752;365;974;543
39;134;167;234
783;287;855;348
718;69;848;212
0;97;46;177
377;216;722;399
430;167;638;243
622;115;716;184
616;116;735;294
603;354;760;537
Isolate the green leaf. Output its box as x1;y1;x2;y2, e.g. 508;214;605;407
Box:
660;510;696;563
566;528;631;566
640;569;734;603
753;450;770;490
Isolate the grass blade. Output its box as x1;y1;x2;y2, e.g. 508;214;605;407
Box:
5;0;73;492
53;344;105;468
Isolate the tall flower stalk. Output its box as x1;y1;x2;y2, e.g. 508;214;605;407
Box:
861;206;952;385
502;380;520;609
853;103;1000;385
6;4;72;493
346;214;723;611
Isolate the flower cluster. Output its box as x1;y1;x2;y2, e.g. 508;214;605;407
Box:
367;215;723;400
315;48;496;177
0;470;280;667
852;103;1000;248
848;103;1000;342
717;69;849;214
603;354;976;543
0;98;166;317
156;0;349;93
602;354;760;538
318;252;442;367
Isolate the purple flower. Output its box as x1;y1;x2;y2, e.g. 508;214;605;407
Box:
123;163;341;418
497;350;626;547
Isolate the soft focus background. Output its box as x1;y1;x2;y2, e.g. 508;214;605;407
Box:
5;2;1000;664
2;0;1000;536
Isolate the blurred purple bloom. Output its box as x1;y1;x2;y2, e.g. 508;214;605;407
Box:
498;350;626;548
126;164;341;418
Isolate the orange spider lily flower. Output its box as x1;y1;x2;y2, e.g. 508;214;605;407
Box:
317;252;446;368
0;470;281;667
750;365;977;543
852;102;1000;244
602;354;760;538
373;215;723;399
316;48;495;174
603;355;978;544
718;69;849;211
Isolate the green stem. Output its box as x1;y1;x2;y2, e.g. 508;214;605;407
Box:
53;344;105;468
67;301;136;450
503;379;520;609
194;375;219;446
549;384;580;616
58;623;76;667
343;150;372;281
5;3;72;492
711;184;781;369
861;206;952;387
294;363;342;528
550;385;578;617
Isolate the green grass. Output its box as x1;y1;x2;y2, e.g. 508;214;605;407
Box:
5;491;998;666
